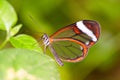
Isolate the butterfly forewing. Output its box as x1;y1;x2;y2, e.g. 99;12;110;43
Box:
51;26;91;43
50;20;98;47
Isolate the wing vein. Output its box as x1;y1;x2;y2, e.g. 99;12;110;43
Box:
53;43;70;58
53;42;82;59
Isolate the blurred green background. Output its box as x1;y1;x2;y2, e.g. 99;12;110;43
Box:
8;0;120;80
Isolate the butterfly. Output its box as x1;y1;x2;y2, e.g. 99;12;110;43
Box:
41;20;100;66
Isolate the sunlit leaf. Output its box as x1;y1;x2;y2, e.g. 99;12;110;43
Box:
0;0;17;32
0;48;60;80
10;24;22;37
10;34;42;52
0;18;6;30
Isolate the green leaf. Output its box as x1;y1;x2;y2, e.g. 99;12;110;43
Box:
0;0;17;32
0;18;5;30
10;34;42;52
10;24;22;37
0;48;60;80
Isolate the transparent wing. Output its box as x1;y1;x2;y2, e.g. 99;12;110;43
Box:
50;40;88;62
50;24;93;47
48;20;100;64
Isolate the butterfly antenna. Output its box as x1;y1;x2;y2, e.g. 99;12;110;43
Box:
27;14;45;34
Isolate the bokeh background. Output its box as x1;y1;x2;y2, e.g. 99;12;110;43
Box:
8;0;120;80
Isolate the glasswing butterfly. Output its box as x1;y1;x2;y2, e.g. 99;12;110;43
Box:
41;20;100;66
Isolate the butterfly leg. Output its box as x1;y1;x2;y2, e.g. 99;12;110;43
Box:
48;44;64;66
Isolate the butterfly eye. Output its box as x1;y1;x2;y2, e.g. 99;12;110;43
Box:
42;34;46;40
